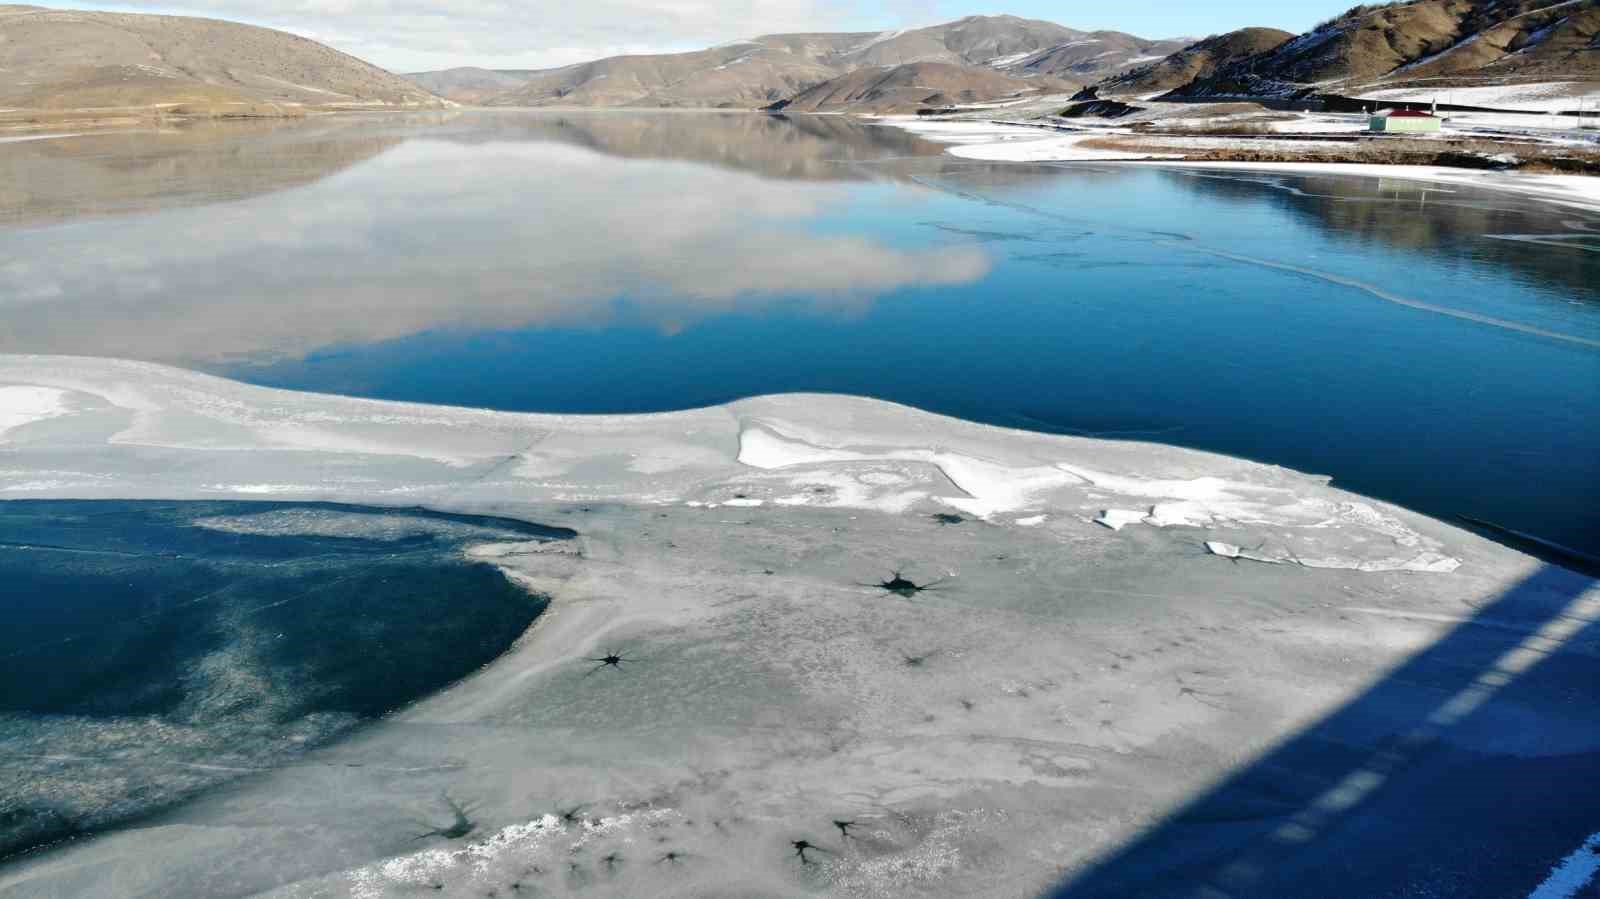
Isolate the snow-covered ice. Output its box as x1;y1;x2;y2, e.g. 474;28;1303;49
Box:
0;355;1581;898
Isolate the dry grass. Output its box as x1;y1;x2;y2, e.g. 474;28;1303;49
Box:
1137;121;1279;136
0;102;310;134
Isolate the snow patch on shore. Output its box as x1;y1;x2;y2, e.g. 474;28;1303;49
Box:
886;118;1179;162
1357;82;1600;114
879;117;1600;212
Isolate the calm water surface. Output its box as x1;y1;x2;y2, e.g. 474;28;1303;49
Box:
2;110;1597;553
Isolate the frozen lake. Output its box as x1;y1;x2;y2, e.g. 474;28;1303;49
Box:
1;113;1598;898
2;111;1597;556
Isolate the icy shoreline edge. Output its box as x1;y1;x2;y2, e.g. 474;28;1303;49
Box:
879;116;1600;212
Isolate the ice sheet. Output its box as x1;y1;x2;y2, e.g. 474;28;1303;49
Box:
0;354;1564;899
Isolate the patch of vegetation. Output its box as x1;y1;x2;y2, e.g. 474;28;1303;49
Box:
1313;1;1412;32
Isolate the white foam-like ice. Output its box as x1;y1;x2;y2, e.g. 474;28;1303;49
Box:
1095;509;1145;531
347;809;682;898
0;385;72;440
735;419;1460;572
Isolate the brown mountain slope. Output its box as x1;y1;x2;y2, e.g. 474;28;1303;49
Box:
480;40;855;109
1390;3;1600;83
842;15;1084;68
1092;28;1294;96
454;16;1181;109
0;5;444;116
1167;0;1600;100
1002;31;1192;80
777;61;1074;113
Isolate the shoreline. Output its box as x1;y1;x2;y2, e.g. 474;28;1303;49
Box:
0;101;452;136
10;104;1597;216
879;116;1600;212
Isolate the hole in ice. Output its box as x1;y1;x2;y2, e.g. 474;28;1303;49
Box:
413;792;476;841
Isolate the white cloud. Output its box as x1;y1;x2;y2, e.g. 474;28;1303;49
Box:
60;0;889;71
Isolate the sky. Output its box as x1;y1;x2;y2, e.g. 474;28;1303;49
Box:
47;0;1339;73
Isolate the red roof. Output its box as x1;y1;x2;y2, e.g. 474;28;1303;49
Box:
1386;109;1435;118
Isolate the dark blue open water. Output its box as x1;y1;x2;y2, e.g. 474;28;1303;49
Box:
0;499;569;857
2;111;1596;553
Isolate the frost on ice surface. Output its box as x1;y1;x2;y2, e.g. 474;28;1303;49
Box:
344;810;682;898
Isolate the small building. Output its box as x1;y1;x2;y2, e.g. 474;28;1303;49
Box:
1369;109;1442;133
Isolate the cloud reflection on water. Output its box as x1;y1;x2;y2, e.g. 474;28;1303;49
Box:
0;118;990;365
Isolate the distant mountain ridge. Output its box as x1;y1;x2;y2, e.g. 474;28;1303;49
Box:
1088;27;1296;97
407;15;1188;109
0;4;445;116
776;62;1076;114
405;67;539;104
9;2;1594;123
1155;0;1600;102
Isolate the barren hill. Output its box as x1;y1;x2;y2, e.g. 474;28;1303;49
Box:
1165;0;1600;101
1390;1;1600;83
998;30;1192;80
481;40;850;109
419;15;1183;109
1091;28;1294;97
0;5;445;119
777;62;1075;113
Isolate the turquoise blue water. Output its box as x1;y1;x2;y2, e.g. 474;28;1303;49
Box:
2;112;1596;553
